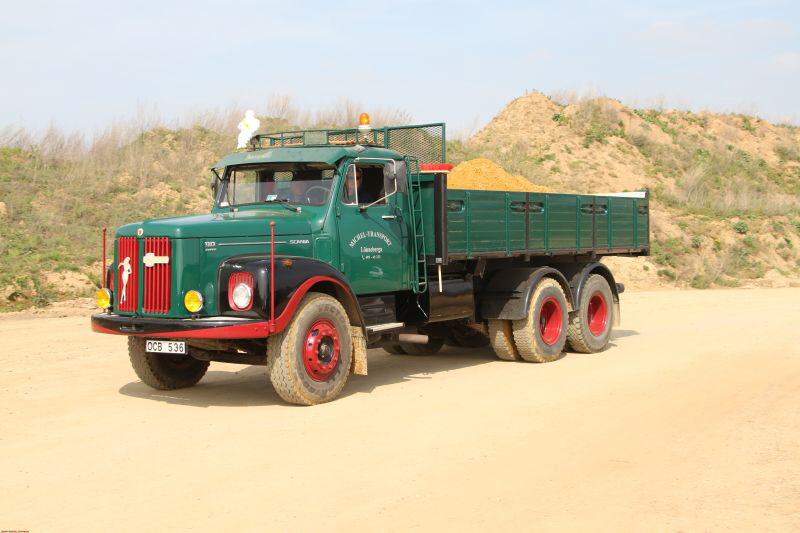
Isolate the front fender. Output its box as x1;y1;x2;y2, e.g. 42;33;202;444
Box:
218;255;365;332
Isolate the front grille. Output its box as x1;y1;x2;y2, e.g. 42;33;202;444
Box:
117;237;139;312
143;237;171;314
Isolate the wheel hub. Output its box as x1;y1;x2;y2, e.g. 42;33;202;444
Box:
539;296;564;345
303;319;341;381
587;291;609;336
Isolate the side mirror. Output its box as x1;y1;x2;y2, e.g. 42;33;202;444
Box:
210;167;222;200
383;164;397;182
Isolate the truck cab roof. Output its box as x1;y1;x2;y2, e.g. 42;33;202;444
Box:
213;145;404;169
214;123;447;168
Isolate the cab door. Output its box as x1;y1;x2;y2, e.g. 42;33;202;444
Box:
337;160;409;294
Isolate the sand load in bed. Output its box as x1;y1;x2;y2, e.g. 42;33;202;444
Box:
447;159;551;192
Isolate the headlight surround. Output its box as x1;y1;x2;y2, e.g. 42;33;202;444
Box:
96;288;112;309
228;271;254;311
184;290;204;313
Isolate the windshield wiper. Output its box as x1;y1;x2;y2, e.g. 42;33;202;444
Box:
264;195;301;213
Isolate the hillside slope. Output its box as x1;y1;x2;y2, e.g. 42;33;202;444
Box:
450;92;800;290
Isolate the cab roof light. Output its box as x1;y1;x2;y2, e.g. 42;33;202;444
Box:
358;113;372;143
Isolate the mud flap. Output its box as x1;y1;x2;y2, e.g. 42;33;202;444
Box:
350;326;368;375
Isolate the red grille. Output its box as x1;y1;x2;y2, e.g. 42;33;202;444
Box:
117;237;139;312
143;237;171;314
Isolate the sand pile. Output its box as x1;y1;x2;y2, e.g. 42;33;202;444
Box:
447;159;552;192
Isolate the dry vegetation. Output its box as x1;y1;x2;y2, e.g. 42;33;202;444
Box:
1;92;799;309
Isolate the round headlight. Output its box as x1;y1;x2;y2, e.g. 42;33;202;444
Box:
96;288;112;309
231;282;252;310
184;290;204;313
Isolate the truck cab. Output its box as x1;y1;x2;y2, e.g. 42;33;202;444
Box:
209;148;413;294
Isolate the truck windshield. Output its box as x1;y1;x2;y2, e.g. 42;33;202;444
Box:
218;163;336;208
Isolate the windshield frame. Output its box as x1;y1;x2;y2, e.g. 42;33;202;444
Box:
215;162;337;209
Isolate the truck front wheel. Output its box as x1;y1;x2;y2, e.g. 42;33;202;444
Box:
512;278;568;363
128;337;210;390
567;274;614;353
267;292;352;405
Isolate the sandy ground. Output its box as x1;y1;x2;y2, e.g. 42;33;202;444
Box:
1;288;799;532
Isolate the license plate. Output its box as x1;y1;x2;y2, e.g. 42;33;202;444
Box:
145;340;187;355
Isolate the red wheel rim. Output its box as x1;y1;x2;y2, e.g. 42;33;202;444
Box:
538;296;564;345
587;291;609;336
302;319;341;382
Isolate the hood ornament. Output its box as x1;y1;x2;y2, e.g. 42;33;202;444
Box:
118;257;132;303
143;252;170;268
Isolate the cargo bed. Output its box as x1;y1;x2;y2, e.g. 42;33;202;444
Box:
421;175;649;263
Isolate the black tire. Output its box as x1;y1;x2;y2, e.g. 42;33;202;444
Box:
128;337;209;390
449;326;491;348
488;319;520;361
400;337;445;356
267;292;352;405
567;274;614;353
383;344;407;355
512;278;568;363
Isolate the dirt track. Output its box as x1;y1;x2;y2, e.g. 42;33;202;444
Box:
1;288;799;532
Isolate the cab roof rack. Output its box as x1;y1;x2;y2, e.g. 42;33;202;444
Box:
250;123;446;163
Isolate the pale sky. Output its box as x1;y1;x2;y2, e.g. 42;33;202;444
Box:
2;0;799;137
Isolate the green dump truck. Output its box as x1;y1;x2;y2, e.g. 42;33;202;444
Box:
92;118;649;405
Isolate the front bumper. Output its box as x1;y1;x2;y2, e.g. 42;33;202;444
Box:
91;313;271;339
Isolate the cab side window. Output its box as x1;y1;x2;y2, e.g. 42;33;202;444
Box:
342;164;387;206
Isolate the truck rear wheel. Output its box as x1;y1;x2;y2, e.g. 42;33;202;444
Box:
512;278;568;363
449;326;490;348
267;292;352;405
128;337;209;390
488;319;520;361
383;344;407;355
567;274;614;353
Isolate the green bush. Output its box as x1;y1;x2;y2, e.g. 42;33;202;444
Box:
31;277;54;308
652;237;690;268
633;109;678;137
775;144;800;162
691;235;702;248
733;221;749;234
690;274;711;289
724;246;765;279
741;116;757;133
570;101;624;147
657;269;677;281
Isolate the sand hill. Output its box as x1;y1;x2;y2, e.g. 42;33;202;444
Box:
451;92;800;290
